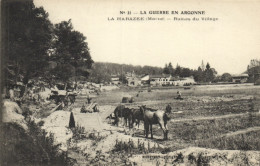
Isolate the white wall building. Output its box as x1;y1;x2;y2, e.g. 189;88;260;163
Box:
172;77;196;86
150;75;172;86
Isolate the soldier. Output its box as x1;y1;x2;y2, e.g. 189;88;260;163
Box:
93;103;99;112
177;91;182;99
80;104;87;113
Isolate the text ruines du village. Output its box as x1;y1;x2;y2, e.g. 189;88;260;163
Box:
108;10;218;21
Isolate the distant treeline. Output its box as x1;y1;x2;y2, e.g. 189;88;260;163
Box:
87;62;163;83
96;62;163;75
87;61;219;84
88;60;260;84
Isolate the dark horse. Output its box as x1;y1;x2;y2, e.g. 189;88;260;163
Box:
113;105;132;128
139;105;171;140
131;108;144;128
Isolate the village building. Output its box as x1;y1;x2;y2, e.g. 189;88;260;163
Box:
141;74;150;84
149;75;196;86
172;76;196;86
125;71;141;87
127;77;141;87
127;76;141;87
111;75;120;85
150;74;172;86
232;74;249;83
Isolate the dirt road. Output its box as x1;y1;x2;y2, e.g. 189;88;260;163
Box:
172;112;260;123
220;126;260;138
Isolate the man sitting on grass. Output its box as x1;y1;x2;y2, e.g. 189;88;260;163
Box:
176;91;183;100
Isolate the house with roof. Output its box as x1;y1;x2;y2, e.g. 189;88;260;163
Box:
111;76;120;85
150;74;173;86
127;77;141;87
126;71;141;87
141;74;150;84
232;74;248;83
172;77;196;86
149;74;196;86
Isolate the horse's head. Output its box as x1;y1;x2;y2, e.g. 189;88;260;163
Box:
138;105;146;114
165;104;172;114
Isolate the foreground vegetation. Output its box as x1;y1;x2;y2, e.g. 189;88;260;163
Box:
168;113;260;141
198;130;260;151
0;121;72;166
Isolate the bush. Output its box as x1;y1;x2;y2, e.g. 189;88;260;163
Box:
112;139;164;154
72;124;87;141
0;121;71;166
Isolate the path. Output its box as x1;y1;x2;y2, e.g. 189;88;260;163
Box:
197;126;260;144
220;126;260;138
171;112;260;123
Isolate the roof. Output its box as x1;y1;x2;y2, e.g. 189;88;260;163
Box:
169;77;179;81
150;74;171;78
141;74;149;78
232;74;249;78
111;76;119;79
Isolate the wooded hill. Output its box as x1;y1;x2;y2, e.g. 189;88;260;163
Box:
87;62;164;83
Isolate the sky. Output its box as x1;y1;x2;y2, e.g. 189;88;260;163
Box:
34;0;260;75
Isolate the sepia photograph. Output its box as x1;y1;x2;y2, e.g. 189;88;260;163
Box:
1;0;260;165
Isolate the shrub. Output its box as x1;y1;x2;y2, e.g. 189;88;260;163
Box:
72;124;87;141
0;121;71;166
112;139;164;154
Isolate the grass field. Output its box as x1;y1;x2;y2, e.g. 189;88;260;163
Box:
60;84;260;165
94;84;260;151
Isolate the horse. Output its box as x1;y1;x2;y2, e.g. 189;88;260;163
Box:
139;105;171;140
130;108;144;128
113;105;132;128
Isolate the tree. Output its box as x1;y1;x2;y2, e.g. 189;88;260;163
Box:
119;74;128;84
3;1;53;86
51;20;93;83
163;64;170;74
168;62;174;75
205;62;215;82
221;73;232;82
193;67;204;82
180;68;191;77
50;64;75;88
174;64;181;76
88;63;111;83
247;59;260;83
206;63;210;71
214;75;222;83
